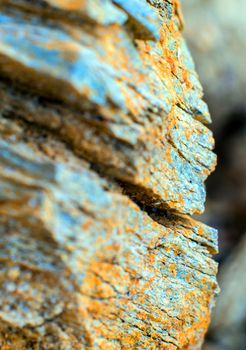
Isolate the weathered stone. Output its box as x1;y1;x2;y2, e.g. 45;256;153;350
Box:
0;0;218;349
0;124;218;349
0;0;215;214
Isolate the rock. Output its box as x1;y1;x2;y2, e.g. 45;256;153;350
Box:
204;236;246;350
0;1;218;348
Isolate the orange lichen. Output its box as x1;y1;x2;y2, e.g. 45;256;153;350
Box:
46;0;86;11
0;0;217;348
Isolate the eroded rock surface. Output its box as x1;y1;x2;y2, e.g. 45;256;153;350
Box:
0;1;218;349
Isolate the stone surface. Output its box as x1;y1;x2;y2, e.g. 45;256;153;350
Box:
0;1;218;349
182;0;246;261
0;0;215;215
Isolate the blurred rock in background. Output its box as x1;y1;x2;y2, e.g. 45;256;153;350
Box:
204;236;246;350
182;0;246;133
182;0;246;348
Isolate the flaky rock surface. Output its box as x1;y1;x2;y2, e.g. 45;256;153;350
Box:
0;1;218;349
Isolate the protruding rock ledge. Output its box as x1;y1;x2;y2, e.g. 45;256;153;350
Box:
0;0;215;214
0;119;218;349
0;0;218;348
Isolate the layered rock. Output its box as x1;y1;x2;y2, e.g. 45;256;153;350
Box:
0;1;218;349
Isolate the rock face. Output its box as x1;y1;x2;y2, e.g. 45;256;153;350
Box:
182;0;246;262
0;1;218;349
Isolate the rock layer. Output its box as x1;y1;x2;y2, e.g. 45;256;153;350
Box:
0;1;218;349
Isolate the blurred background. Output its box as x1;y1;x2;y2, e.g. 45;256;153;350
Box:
181;0;246;349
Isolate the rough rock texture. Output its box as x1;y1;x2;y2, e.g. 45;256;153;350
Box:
182;0;246;261
0;1;218;349
182;2;246;348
